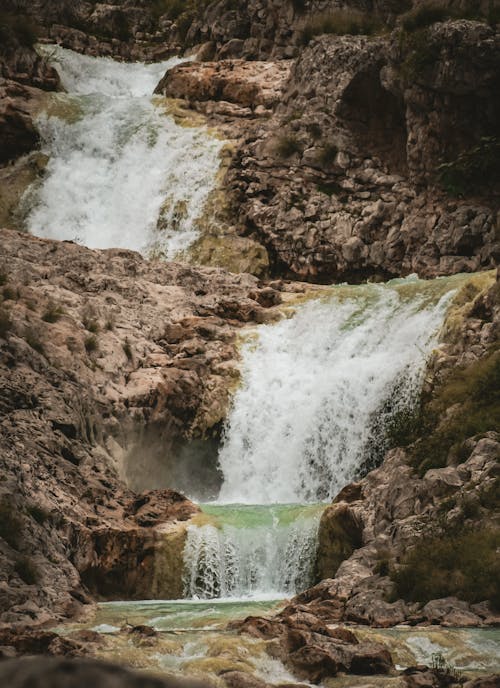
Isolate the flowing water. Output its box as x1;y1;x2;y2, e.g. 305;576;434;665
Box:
183;504;324;599
25;48;497;685
56;601;500;682
217;276;460;505
23;46;224;257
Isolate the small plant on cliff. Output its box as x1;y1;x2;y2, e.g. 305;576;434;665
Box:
27;504;51;525
431;652;463;683
2;286;17;301
0;12;39;48
122;338;133;361
0;307;12;339
14;556;39;585
274;134;303;158
25;327;45;355
82;305;100;334
84;335;98;354
0;500;23;549
391;528;500;609
301;10;383;44
401;0;500;31
398;28;441;83
318;141;339;167
42;300;64;324
437;137;500;197
290;0;307;15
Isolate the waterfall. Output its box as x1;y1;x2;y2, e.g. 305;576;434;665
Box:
182;277;461;600
217;278;457;504
183;505;322;600
23;46;224;257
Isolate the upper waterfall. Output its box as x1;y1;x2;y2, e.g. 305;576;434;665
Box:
23;46;224;257
217;277;459;505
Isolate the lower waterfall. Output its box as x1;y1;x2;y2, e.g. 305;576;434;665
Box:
183;504;323;600
182;276;464;601
23;46;224;257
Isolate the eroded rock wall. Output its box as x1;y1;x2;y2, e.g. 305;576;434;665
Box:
0;228;283;625
221;22;499;282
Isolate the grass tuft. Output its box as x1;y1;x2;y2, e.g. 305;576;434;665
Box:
274;134;303;158
392;528;500;609
302;10;383;44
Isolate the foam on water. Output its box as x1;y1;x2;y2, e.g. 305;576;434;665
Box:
217;278;458;504
23;46;224;256
182;504;322;600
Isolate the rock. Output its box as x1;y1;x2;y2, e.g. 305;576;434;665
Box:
155;60;291;111
421;598;483;627
222;671;269;688
0;629;87;657
317;503;363;579
463;677;500;688
0;656;205;687
0;228;282;624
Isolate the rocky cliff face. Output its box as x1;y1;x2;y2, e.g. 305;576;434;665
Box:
0;228;285;625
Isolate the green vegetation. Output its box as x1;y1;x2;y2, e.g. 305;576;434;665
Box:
306;122;322;141
301;10;383;44
0;11;38;49
42;300;64;324
274;134;303;158
392;528;500;609
401;0;500;32
122;338;133;361
27;504;51;525
398;28;441;82
438;137;500;197
316;181;345;198
290;0;306;14
0;500;22;549
2;286;16;301
25;327;45;354
318;141;338;167
14;556;39;585
431;652;463;684
151;0;213;40
0;307;12;338
84;335;98;354
387;349;500;476
398;2;500;84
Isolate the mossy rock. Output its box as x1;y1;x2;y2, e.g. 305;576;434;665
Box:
186;232;269;277
151;521;191;599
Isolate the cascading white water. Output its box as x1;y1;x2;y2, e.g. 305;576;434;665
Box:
23;46;224;257
183;505;322;599
217;278;457;504
182;277;462;601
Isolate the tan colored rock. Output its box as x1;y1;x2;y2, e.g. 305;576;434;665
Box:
155;60;291;111
0;228;283;624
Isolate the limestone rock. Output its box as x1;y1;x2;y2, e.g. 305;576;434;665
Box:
0;228;282;624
